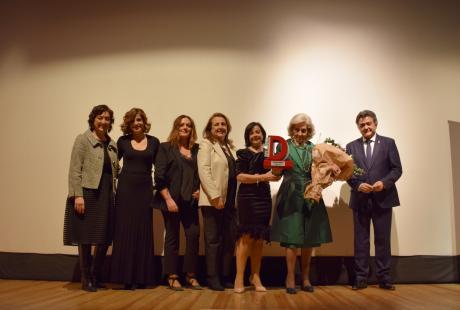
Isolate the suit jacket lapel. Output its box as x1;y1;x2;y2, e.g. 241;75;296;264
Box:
171;144;182;162
212;141;227;159
355;138;368;169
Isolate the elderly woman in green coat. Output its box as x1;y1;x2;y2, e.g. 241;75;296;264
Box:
271;113;332;294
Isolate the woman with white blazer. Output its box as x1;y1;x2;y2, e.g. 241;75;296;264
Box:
197;112;237;291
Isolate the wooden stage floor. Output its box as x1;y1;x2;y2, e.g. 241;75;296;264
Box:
0;280;459;310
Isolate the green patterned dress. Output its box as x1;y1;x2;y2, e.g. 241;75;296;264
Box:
271;139;332;248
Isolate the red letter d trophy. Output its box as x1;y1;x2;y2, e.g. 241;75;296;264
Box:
263;136;293;176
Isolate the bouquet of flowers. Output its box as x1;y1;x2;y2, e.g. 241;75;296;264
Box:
304;138;363;202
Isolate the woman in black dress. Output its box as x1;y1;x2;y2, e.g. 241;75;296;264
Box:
64;105;118;292
233;122;280;293
153;115;202;291
110;108;159;289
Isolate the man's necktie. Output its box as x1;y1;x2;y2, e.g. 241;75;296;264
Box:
365;139;372;166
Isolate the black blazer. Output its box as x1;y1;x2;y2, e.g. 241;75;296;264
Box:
346;134;402;209
152;142;200;210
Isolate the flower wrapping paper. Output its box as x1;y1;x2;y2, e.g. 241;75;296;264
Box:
304;143;355;202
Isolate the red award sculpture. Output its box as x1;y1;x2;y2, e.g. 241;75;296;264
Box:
263;135;293;175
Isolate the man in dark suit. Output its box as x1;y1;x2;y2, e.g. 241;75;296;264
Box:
346;110;402;291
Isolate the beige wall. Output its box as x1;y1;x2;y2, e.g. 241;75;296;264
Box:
0;1;459;256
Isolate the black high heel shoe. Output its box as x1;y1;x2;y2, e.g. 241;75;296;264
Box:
286;287;297;294
285;280;297;294
301;284;314;292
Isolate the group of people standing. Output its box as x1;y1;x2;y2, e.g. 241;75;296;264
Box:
64;105;402;295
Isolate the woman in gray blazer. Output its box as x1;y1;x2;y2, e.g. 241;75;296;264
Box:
197;112;237;291
63;105;118;292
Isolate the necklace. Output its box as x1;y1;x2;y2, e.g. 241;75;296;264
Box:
179;145;192;159
291;142;311;173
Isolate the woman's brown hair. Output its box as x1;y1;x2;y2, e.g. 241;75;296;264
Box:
167;115;198;149
202;112;234;148
88;105;114;132
120;108;151;135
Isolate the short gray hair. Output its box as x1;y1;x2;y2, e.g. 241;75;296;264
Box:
287;113;315;140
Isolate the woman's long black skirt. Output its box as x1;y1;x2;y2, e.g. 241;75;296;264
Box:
110;172;155;286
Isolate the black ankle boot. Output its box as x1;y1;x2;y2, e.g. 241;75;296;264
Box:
221;276;234;289
207;276;224;291
92;244;108;289
78;244;96;292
